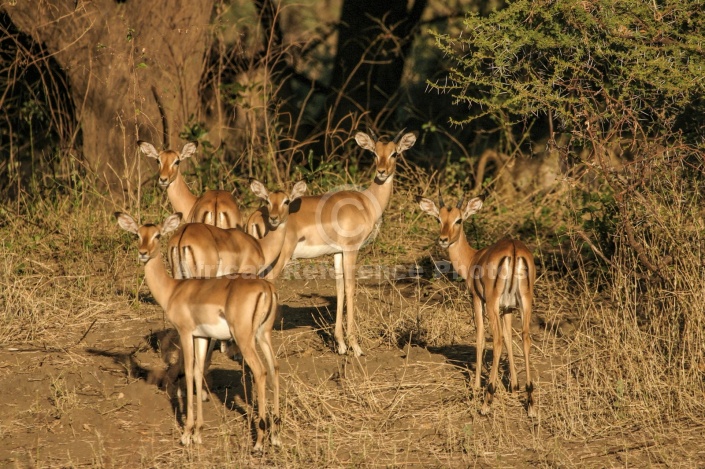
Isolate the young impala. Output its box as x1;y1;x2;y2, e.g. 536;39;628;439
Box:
266;128;418;356
417;193;537;417
168;179;307;279
116;212;280;451
138;140;242;229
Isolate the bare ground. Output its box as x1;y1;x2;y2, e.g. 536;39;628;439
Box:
2;264;703;468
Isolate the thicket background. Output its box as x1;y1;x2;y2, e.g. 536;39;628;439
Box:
1;0;705;466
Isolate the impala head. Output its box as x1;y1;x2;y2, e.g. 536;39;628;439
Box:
138;140;198;189
116;212;183;263
417;194;483;249
250;179;308;228
354;129;418;182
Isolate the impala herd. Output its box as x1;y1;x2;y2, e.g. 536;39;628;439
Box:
116;128;537;450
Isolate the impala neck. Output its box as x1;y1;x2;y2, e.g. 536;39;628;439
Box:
363;174;394;222
448;229;478;281
144;254;177;310
167;171;198;216
257;221;288;268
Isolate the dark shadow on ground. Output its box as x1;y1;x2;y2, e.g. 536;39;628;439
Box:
86;331;252;427
278;294;341;353
113;287;158;305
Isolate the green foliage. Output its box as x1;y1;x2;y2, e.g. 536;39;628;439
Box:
296;149;352;190
220;81;258;107
429;0;705;386
178;117;234;192
430;0;705;141
576;185;618;259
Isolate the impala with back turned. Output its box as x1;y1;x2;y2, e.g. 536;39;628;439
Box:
116;212;280;451
418;192;537;417
138;140;242;229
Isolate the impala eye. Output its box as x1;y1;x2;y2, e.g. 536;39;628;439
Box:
173;160;181;166
154;233;161;239
455;219;462;225
283;200;290;205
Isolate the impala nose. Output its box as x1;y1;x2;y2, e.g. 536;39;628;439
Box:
438;236;449;247
158;177;169;187
269;216;280;227
138;250;150;262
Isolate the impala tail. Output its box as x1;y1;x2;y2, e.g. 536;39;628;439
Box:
498;255;519;311
499;242;531;312
252;285;275;333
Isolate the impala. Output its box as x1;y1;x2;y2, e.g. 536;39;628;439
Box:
267;129;418;357
417;193;537;417
245;178;304;241
168;179;308;279
138;140;242;229
116;212;280;450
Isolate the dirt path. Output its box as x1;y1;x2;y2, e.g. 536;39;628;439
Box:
1;275;701;468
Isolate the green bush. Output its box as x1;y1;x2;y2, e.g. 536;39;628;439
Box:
429;0;705;142
430;0;705;420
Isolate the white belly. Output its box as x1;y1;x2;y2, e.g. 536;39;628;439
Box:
192;317;232;341
292;242;340;259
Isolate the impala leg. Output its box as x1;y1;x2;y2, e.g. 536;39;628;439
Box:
236;334;268;452
194;339;218;402
481;298;503;416
257;327;281;446
267;229;296;280
343;250;362;357
502;312;518;392
521;285;536;418
472;294;485;390
179;332;195;445
333;253;347;355
192;337;209;444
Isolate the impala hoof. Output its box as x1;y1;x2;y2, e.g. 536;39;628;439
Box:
351;343;363;357
336;342;347;355
479;404;491;416
271;434;282;447
180;433;192;446
527;405;538;419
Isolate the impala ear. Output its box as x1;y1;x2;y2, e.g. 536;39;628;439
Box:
137;141;160;159
416;196;440;220
161;213;183;235
250;179;269;200
180;142;198;160
396;131;418;153
461;197;483;220
354;131;377;152
115;212;139;234
290;180;307;200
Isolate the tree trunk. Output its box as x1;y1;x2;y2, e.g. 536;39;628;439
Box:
2;0;215;198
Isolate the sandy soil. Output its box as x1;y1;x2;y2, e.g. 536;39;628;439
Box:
1;272;702;468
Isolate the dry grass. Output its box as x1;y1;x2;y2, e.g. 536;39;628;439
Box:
2;153;704;468
3;0;704;465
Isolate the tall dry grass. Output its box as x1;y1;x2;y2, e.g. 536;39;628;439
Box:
2;1;704;465
2;139;704;466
